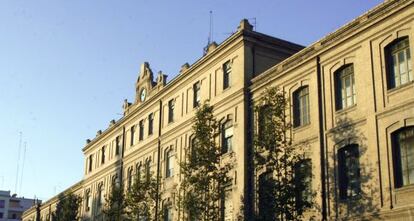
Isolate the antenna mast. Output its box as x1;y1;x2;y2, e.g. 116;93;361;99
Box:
204;11;214;55
19;142;27;194
14;132;22;194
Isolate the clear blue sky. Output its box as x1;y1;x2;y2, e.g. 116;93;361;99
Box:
0;0;383;200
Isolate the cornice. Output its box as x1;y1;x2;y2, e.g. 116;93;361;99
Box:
251;0;413;91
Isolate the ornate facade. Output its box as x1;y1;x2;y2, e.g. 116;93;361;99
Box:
23;0;414;220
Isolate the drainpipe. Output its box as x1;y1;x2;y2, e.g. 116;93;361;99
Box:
316;56;327;220
155;100;163;221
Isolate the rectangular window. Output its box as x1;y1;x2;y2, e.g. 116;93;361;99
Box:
293;86;310;127
0;212;3;218
139;120;144;141
338;144;361;200
393;127;414;187
0;200;5;208
294;159;312;209
223;61;232;90
130;125;135;146
115;136;122;156
166;150;174;178
101;146;105;164
222;121;233;153
388;38;413;88
148;113;154;135
88;155;93;172
335;64;356;110
193;82;201;108
168;99;175;123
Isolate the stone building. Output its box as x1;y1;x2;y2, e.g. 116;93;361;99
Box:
0;190;38;221
23;0;414;220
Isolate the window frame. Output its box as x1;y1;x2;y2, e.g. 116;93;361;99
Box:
193;81;201;108
221;120;233;154
148;113;154;136
165;149;174;178
334;64;356;111
392;126;414;188
139;120;144;141
293;86;310;128
386;37;413;89
168;99;175;123
223;60;232;90
101;146;105;165
337;144;361;200
130;125;135;146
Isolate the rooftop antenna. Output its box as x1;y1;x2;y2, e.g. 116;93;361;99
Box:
14;132;22;194
203;11;214;55
249;17;257;31
19;142;27;195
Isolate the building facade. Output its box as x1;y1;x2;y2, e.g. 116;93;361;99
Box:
0;190;38;221
23;0;414;220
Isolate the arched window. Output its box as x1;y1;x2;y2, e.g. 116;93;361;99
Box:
222;120;233;154
166;149;174;178
338;144;361;200
127;167;133;190
386;37;412;89
85;190;91;212
145;160;151;182
136;163;142;182
335;64;356;110
293;86;310;127
392;126;414;188
97;184;104;208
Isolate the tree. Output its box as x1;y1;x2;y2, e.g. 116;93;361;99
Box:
52;193;81;221
102;183;127;221
125;171;159;221
254;87;312;221
180;102;232;221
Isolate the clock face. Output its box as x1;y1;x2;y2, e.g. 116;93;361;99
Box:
140;88;147;102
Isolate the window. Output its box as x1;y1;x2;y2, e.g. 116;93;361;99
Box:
127;168;133;190
97;185;104;208
0;200;5;208
164;206;173;221
335;64;356;110
294;159;312;209
130;125;135;146
101;146;105;164
166;149;174;178
0;212;3;219
145;160;151;181
148;113;154;135
85;191;91;212
222;120;233;154
193;82;201;108
338;144;361;200
258;172;275;220
386;37;412;89
139;120;144;141
168;99;175;123
392;127;414;188
293;86;310;127
223;188;233;221
223;61;232;90
88;155;93;172
190;137;197;162
115;136;122;156
136;164;142;182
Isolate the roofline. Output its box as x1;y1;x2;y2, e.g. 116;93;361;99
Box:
251;0;413;87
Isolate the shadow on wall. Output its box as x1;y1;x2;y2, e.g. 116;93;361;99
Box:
328;116;381;220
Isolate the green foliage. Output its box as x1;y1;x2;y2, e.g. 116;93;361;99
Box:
254;87;312;221
102;184;127;221
125;172;159;221
180;102;232;221
52;193;81;221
